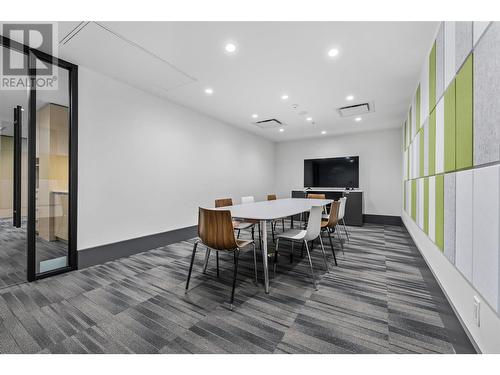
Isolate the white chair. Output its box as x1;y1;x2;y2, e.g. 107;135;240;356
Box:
338;197;350;242
273;206;328;290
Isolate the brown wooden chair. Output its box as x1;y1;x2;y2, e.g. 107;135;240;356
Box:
320;200;344;265
306;193;326;199
186;207;258;310
215;197;256;239
267;194;285;242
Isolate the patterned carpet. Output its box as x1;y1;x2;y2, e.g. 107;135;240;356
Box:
0;223;475;354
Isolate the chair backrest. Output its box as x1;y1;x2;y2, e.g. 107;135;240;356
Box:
241;196;255;204
304;206;323;241
338;197;347;220
307;193;326;199
198;207;238;250
267;194;277;201
323;200;340;228
215;198;233;208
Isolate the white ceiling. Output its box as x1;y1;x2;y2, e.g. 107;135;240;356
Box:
55;21;438;142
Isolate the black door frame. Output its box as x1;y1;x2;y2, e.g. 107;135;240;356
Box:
13;105;22;228
0;35;78;282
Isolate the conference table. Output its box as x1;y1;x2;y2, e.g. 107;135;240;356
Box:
215;198;333;293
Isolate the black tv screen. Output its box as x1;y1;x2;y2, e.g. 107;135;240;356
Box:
304;156;359;188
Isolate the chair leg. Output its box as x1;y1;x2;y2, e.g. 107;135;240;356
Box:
216;251;220;278
258;223;262;250
271;220;275;243
282;218;285;232
318;235;329;272
327;230;338;266
252;242;258;283
237;229;241;239
202;247;211;274
251;226;255;240
342;218;350;242
303;240;318;290
230;250;240;310
273;238;280;277
185;241;199;292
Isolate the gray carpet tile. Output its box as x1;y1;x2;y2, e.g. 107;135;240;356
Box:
0;222;475;354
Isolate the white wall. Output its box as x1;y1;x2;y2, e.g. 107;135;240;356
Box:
77;66;275;250
274;128;402;216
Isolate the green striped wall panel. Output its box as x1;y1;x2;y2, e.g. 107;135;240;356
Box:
404;121;407;149
424;177;429;234
456;53;473;170
411;179;417;221
435;174;444;250
429;42;437;114
429;109;436;175
416;85;421;129
444;79;456;172
419;128;424;177
409;107;413;138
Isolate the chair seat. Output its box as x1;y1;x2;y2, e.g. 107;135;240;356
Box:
236;239;254;248
322;213;329;220
233;220;254;230
321;219;339;228
276;228;307;241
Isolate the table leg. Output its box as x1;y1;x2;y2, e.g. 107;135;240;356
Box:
260;220;269;293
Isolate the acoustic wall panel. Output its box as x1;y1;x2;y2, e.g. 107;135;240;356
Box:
444;21;456;89
444;79;456;172
410;107;415;140
456;54;474;170
424;177;429;234
473;21;491;46
417;178;424;229
474;22;500;166
419;129;424;177
429;175;436;242
412;96;418;133
436;23;445;101
416;85;421;131
423;120;429;176
455;169;474;281
420;55;430;128
406;180;412;216
444;173;456;264
429;42;437;113
435;174;444;250
435;98;445;174
429;109;436;176
455;21;473;72
411;179;417;221
472;164;500;311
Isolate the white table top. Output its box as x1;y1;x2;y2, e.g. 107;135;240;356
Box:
214;198;333;220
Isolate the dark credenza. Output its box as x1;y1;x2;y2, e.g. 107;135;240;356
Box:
291;189;363;226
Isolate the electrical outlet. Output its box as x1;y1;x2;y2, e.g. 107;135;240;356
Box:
473;296;481;327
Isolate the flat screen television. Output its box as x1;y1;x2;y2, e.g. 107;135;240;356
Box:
304;156;359;188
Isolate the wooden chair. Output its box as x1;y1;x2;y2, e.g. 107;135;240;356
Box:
215;197;255;238
267;194;285;242
320;200;344;265
186;207;258;310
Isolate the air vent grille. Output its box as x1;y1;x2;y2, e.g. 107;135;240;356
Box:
338;102;374;117
254;118;283;129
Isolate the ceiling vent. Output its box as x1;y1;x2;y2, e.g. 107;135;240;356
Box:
337;102;374;117
254;118;283;129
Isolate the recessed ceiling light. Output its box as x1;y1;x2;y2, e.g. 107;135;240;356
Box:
321;130;327;135
306;117;313;122
355;117;362;122
281;94;289;100
204;88;214;95
251;114;258;119
346;95;354;101
328;48;339;58
225;43;237;53
279;128;285;132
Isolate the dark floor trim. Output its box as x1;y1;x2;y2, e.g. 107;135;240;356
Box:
78;225;197;269
363;214;402;226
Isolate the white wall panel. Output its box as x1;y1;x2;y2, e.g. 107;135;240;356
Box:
435;98;445;174
472;165;500;312
444;21;456;90
423;120;429;176
455;169;474;282
473;21;491;46
417;178;424;229
420;56;430;127
429;175;436;242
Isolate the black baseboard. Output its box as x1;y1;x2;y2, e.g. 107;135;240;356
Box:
78;225;198;269
363;214;402;226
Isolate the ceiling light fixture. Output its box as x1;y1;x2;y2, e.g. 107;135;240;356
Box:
321;130;327;135
252;114;258;119
279;128;285;132
306;117;313;122
355;117;362;122
281;94;289;100
346;95;354;101
225;43;237;53
328;48;339;58
204;88;214;95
